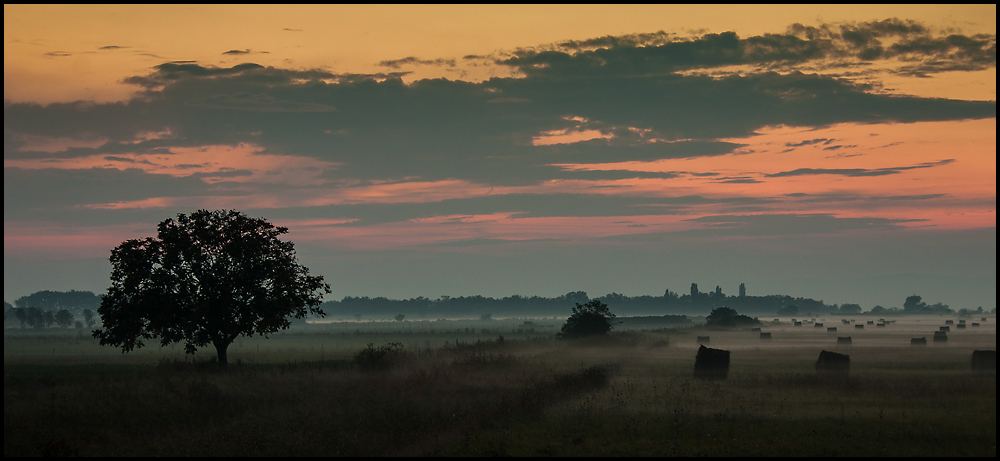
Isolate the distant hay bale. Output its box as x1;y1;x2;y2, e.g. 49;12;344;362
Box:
816;350;850;377
827;327;837;332
876;323;886;328
760;332;772;340
837;337;852;345
957;324;967;329
982;317;988;321
696;336;710;344
794;322;802;327
750;327;761;332
694;345;730;380
971;350;996;377
933;331;948;342
842;319;850;324
958;320;966;324
939;326;950;332
972;323;980;327
814;323;824;328
855;324;864;329
945;320;954;325
911;337;927;345
867;321;874;325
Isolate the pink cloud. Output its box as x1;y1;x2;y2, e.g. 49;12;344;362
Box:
5;143;340;186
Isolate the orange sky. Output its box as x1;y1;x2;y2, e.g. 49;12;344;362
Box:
3;5;996;307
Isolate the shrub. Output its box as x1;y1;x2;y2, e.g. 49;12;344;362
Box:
557;300;617;339
705;307;760;327
354;342;405;370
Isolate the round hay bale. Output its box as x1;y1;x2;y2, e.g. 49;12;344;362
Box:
939;326;950;332
827;327;837;332
933;331;948;342
760;332;772;340
945;320;955;325
816;350;850;377
837;337;852;345
694;345;730;380
910;337;927;346
794;322;802;327
814;323;824;328
855;324;864;329
696;336;710;344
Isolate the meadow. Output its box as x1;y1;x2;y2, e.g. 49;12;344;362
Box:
4;315;996;456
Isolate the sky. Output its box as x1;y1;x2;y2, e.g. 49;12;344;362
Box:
4;5;996;311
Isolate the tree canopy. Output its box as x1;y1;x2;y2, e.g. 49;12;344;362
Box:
558;300;617;339
93;209;330;365
705;307;760;327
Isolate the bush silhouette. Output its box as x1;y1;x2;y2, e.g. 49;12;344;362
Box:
558;300;617;339
705;307;760;327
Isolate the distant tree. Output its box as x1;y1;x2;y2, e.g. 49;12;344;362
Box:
395;314;406;322
690;283;699;298
558;300;617;339
738;283;746;298
705;307;760;327
44;310;56;328
14;290;100;315
83;309;96;328
563;291;590;305
840;303;862;314
75;321;84;329
93;209;330;366
25;307;45;329
14;308;28;329
903;295;926;312
480;313;492;321
714;286;723;298
54;309;75;328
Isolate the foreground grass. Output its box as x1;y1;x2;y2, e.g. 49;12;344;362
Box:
4;337;615;456
4;324;996;456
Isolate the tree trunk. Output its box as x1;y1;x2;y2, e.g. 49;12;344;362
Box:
214;340;230;367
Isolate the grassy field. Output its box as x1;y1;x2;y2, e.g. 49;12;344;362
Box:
4;315;996;456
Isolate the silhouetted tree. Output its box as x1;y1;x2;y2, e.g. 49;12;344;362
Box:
903;295;925;312
14;308;27;329
558;300;617;339
93;209;330;366
54;309;74;328
83;309;96;328
395;314;406;322
738;283;746;298
690;283;699;298
839;303;862;314
705;307;760;327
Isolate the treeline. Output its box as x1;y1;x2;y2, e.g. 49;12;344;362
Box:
4;290;101;330
5;287;981;327
319;284;847;319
